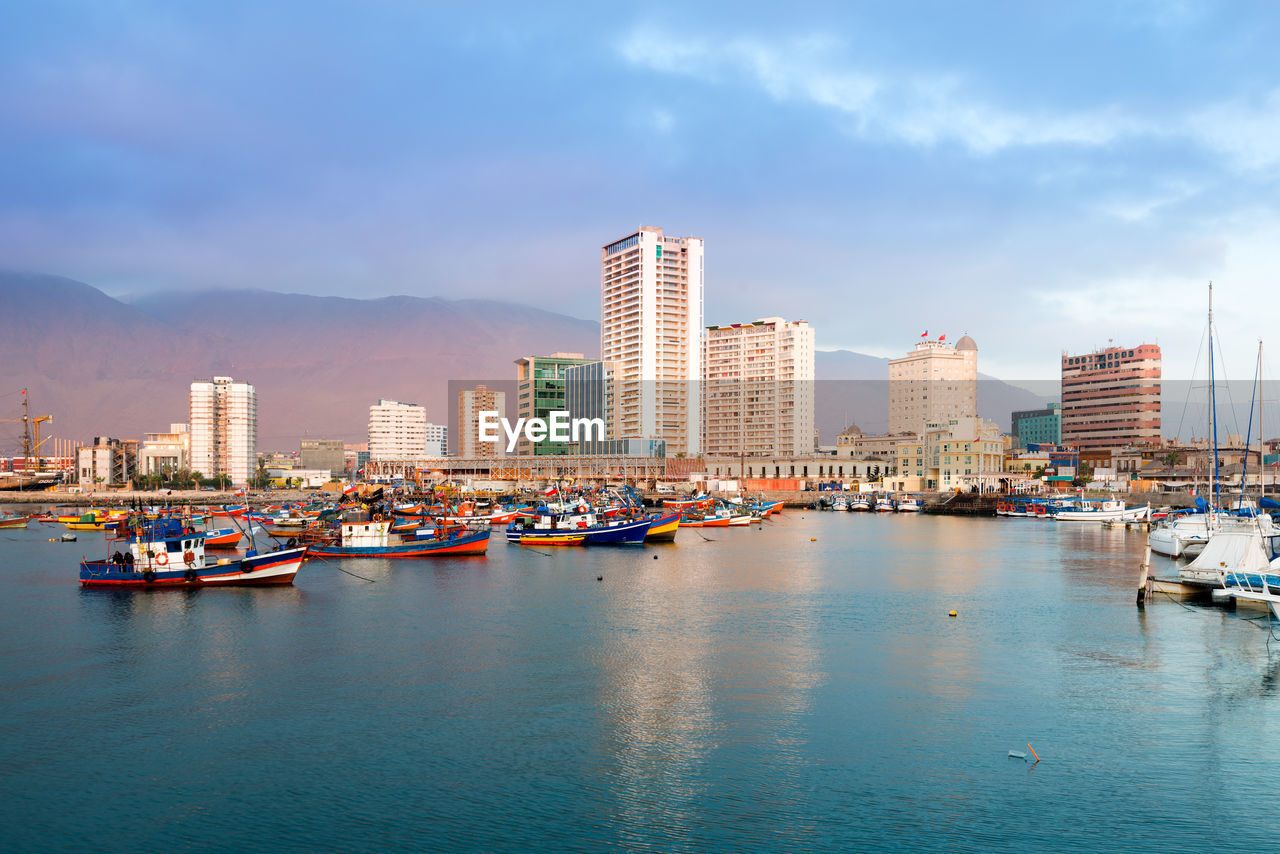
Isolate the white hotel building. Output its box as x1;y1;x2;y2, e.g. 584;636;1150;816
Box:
888;336;978;435
189;376;257;486
601;226;703;457
368;399;428;460
704;318;815;457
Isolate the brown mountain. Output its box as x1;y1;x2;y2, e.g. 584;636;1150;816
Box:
0;273;599;451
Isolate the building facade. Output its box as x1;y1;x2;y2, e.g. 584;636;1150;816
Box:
189;376;257;486
601;226;703;456
566;360;621;455
1011;403;1061;448
1061;344;1161;465
514;352;596;455
138;423;189;476
703;317;815;458
835;426;918;461
77;436;138;486
368;400;428;460
425;423;447;457
300;439;345;476
888;336;978;434
893;417;1004;491
458;385;506;458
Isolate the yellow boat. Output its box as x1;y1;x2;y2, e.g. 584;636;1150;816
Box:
519;533;585;547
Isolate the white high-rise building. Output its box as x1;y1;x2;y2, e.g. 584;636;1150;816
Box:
368;399;428;459
189;376;257;486
888;335;978;434
704;317;815;457
601;226;703;456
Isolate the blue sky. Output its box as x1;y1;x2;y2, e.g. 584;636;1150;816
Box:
3;0;1280;382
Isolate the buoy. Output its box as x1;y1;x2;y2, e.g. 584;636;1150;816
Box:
810;537;816;541
652;554;657;560
948;610;957;617
596;576;603;581
1027;743;1040;762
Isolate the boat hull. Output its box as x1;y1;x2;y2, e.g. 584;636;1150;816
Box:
644;512;680;542
308;530;490;558
79;547;308;586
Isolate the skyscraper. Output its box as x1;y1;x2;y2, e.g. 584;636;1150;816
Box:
189;376;257;486
1061;344;1161;464
704;317;815;457
601;226;703;456
888;335;978;434
458;385;506;457
368;399;427;459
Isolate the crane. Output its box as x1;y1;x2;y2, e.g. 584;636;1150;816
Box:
0;389;54;474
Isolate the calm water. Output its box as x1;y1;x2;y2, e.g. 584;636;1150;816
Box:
3;511;1280;852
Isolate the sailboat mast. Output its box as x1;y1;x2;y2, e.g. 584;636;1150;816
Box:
1209;282;1220;510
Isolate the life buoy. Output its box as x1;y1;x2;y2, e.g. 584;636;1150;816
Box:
183;550;196;567
155;551;169;566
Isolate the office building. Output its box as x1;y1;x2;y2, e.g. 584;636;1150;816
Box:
704;317;815;457
189;376;257;486
601;226;703;456
514;352;596;455
888;335;978;434
425;423;447;457
1012;403;1062;449
566;360;621;454
300;439;345;476
1061;344;1161;465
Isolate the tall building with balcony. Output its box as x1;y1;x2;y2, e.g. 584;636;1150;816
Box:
1061;344;1161;464
601;226;703;456
704;317;815;457
458;385;506;458
888;335;978;434
514;352;596;455
189;376;257;486
368;399;427;460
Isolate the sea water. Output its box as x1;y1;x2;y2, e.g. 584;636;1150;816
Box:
3;513;1279;852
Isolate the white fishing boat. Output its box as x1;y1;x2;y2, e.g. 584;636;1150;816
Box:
849;495;871;512
895;495;923;512
874;496;895;512
831;495;849;512
1054;496;1149;522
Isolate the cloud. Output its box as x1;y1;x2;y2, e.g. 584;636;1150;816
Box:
617;28;1144;155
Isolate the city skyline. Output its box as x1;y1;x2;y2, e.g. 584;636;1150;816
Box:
3;3;1278;384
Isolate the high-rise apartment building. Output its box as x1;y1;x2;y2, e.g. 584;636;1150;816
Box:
458;385;506;457
601;226;703;456
189;376;257;486
888;336;978;434
704;317;815;457
514;352;596;455
368;399;427;460
1061;344;1161;463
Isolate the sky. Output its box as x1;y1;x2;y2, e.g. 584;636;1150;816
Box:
3;0;1280;384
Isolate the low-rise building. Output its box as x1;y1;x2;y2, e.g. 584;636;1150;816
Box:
138;423;189;476
703;455;888;483
77;436;138;486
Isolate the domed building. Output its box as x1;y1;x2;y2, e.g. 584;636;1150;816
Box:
888;333;978;434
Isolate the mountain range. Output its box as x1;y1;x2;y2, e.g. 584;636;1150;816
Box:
0;272;1051;454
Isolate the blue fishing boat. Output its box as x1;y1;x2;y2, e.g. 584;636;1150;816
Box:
506;508;652;545
79;517;308;587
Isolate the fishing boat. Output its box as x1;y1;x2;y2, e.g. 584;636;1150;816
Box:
306;518;489;558
831;495;848;512
202;527;244;548
506;509;653;545
874;496;895;512
1053;497;1149;522
896;495;923;512
679;511;732;527
64;511;114;531
643;510;680;542
0;513;31;529
849;495;871;512
79;517;308;587
520;533;585;547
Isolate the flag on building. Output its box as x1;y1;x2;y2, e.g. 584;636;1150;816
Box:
920;330;928;337
939;334;946;341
